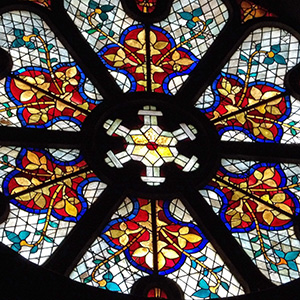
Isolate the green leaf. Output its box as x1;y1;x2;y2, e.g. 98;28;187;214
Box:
206;19;213;25
270;263;278;272
291;128;297;136
50;58;57;63
7;110;12;117
221;282;229;291
109;30;114;37
213;266;223;273
3;103;10;108
178;12;193;20
98;36;106;40
240;54;248;62
271;44;280;53
5;230;21;243
30;245;38;253
88;0;98;9
187;42;192;48
49;221;58;228
193;7;203;16
105;262;110;269
38;48;46;53
295;186;300;191
191;260;197;268
106;282;121;292
274;54;287;65
114;255;120;263
238;69;246;75
25;42;35;49
38;218;46;224
100;13;108;21
33;28;39;35
292;175;298;184
255;43;261;51
285;251;300;261
197;35;205;39
0;165;8;170
11;243;21;252
101;5;114;12
252;60;259;65
40;58;47;64
103;271;113;281
261;233;269;239
275;249;285;258
287;260;298;271
47;44;54;51
19;230;30;240
203;269;208;276
87;28;97;34
199;278;209;289
44;236;54;243
254;249;262;257
190;31;195;37
93;259;103;265
2;155;8;163
198;255;207;262
263;243;271;249
108;249;114;254
80;11;88;18
263;57;274;65
211;293;219;299
84;275;92;283
250;73;257;77
289;121;296;126
193;289;210;298
34;230;42;235
250;236;259;243
180;35;185;43
12;38;25;48
14;29;24;38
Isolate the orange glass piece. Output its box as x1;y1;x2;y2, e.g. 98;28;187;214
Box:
135;0;157;14
237;0;277;23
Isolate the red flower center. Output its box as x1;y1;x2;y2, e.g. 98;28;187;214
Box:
147;142;158;150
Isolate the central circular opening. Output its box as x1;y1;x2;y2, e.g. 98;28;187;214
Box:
82;93;220;193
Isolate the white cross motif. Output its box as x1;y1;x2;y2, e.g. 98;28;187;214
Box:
103;106;199;186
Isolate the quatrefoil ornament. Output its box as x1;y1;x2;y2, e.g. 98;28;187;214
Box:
104;105;199;186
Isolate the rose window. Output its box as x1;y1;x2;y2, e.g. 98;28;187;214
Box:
1;0;300;300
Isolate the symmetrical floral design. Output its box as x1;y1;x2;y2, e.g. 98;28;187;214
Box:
206;163;300;272
5;28;101;129
101;198;206;274
202;45;290;142
104;105;199;185
99;25;198;93
3;148;99;253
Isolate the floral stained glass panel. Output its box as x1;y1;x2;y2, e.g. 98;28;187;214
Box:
70;197;244;299
0;10;102;131
200;158;300;285
0;146;106;264
196;27;300;143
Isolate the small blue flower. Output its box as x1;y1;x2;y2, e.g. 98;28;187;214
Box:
179;8;204;29
263;44;287;65
89;0;114;21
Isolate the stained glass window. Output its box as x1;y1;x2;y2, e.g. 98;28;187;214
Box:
1;0;300;299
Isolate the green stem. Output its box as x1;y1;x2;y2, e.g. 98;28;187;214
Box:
20;184;63;248
88;12;143;65
155;20;207;66
91;228;146;285
160;228;221;294
236;50;268;106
